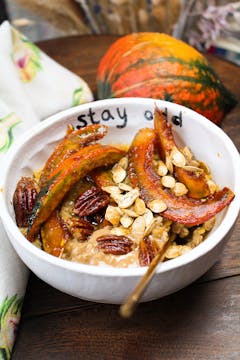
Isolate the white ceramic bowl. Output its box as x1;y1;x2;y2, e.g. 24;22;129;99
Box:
1;98;240;304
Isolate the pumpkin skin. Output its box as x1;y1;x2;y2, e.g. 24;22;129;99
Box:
97;33;237;124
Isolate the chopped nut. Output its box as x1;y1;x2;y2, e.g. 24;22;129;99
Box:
190;227;205;247
112;164;127;183
165;155;173;173
120;214;133;228
147;199;167;213
190;159;200;167
118;156;128;170
124;176;132;186
134;198;146;215
198;227;206;235
151;224;165;239
117;188;140;209
198;161;210;174
203;217;216;231
207;180;217;194
132;216;146;234
123;208;138;217
102;186;121;197
143;208;154;227
170;147;186;167
144;218;156;237
182;146;193;161
172;222;184;234
161;175;176;189
118;183;133;192
172;182;188;197
102;185;122;203
165;244;191;259
157;161;168;176
111;226;129;236
105;205;122;226
182;165;203;174
179;227;190;238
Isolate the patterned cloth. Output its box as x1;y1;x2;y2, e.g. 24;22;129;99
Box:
0;20;93;359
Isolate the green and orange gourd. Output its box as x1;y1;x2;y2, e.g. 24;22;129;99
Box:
97;33;237;124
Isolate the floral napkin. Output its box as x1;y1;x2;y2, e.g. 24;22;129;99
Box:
0;20;93;359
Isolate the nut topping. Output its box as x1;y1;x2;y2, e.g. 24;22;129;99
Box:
66;216;94;241
147;199;167;213
74;186;110;217
111;163;127;183
96;235;133;255
105;205;122;226
12;115;235;268
117;188;140;209
13;177;38;227
138;236;159;266
170;147;186;168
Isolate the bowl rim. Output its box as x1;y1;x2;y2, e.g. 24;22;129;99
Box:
1;97;240;277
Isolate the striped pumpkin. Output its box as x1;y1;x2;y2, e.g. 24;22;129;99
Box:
97;33;237;124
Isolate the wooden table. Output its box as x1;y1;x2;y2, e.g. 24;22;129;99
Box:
12;35;240;360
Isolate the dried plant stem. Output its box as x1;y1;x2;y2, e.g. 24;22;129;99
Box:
173;0;197;38
119;238;172;318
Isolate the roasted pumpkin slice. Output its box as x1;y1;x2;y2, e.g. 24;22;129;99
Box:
39;124;108;187
27;144;125;241
154;107;210;199
41;210;70;257
127;127;234;226
91;168;115;188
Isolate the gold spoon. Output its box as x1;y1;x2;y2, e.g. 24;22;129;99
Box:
119;238;171;318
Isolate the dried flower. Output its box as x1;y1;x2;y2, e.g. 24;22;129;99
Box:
174;1;240;50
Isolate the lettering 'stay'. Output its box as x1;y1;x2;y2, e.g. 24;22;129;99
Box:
76;106;183;129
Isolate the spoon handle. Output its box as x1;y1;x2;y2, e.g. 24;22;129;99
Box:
119;239;171;318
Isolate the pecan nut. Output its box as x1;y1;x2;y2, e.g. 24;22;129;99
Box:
13;177;38;227
96;235;133;255
138;236;159;266
74;186;110;216
66;216;94;241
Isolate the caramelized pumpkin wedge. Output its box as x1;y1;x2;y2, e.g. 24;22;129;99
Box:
39;124;108;187
27;144;125;241
127;128;234;226
154;108;210;199
91;168;115;188
41;210;70;257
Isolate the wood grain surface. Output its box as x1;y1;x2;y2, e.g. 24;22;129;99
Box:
12;35;240;360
